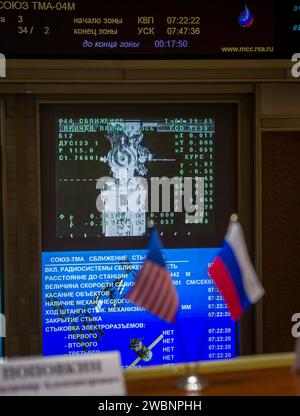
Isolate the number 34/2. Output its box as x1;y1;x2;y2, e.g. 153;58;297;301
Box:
17;16;50;35
17;26;50;35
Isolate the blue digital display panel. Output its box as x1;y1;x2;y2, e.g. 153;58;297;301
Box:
42;248;237;367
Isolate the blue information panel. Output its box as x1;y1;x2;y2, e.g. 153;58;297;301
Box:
42;248;237;367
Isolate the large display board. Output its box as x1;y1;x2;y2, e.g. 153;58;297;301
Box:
0;0;299;58
40;103;238;367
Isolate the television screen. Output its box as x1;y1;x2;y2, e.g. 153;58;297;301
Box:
40;103;238;367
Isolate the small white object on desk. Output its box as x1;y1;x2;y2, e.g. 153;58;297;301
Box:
0;351;126;396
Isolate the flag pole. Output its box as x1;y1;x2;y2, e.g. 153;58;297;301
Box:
175;345;209;392
230;213;239;223
147;218;155;229
174;215;240;392
174;279;209;392
146;218;209;392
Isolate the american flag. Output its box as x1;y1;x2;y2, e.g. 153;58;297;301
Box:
125;227;179;323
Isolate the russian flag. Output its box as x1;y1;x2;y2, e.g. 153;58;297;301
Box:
126;226;179;323
208;220;265;321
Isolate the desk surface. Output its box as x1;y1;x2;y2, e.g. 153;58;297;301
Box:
125;353;300;396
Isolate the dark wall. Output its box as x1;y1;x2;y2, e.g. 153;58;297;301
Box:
3;96;40;356
262;131;300;352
